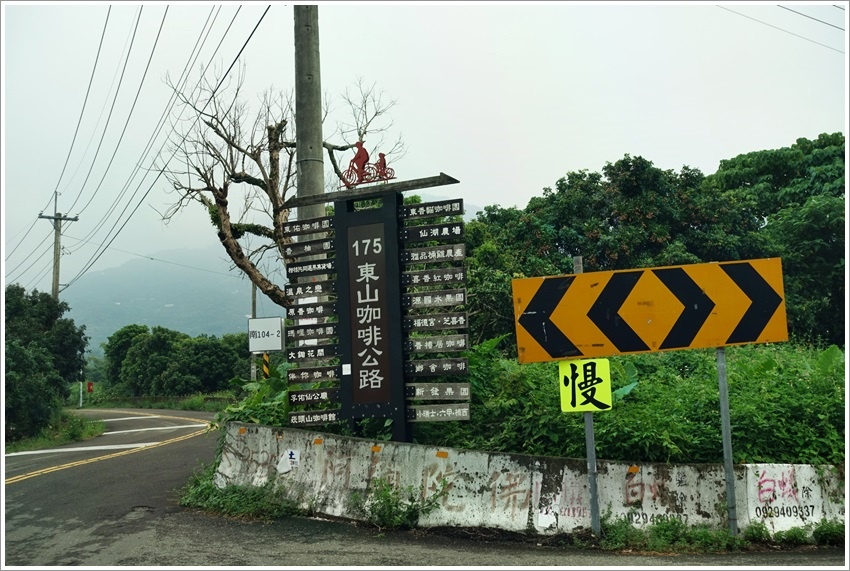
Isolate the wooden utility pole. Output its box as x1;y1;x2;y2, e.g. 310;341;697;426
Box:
38;192;78;300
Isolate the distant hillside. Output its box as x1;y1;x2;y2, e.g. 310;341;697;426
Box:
64;246;260;355
65;196;482;356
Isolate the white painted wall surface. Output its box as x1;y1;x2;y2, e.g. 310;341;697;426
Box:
214;423;845;535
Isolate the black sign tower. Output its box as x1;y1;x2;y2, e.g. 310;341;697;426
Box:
284;174;469;442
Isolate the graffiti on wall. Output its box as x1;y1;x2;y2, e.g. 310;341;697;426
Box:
537;473;589;521
422;461;465;512
489;470;532;518
318;443;354;491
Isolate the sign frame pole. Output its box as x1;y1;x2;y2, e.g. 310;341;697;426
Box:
573;256;601;536
716;347;739;535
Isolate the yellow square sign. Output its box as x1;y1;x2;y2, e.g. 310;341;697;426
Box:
558;359;612;413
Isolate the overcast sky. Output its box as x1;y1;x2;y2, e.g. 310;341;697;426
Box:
2;1;847;299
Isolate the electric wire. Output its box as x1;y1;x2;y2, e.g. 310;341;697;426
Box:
65;6;233;258
62;6;242;275
64;234;241;278
5;229;53;281
3;8;112;265
66;6;169;254
18;6;144;277
9;240;55;288
778;5;845;31
64;6;144;215
68;7;169;217
63;5;272;291
717;5;845;54
6;6;213;287
51;7;112;204
57;9;139;201
63;5;224;257
3;204;52;262
23;259;56;293
8;7;142;288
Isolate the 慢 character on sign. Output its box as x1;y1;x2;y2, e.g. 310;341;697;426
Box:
565;361;611;410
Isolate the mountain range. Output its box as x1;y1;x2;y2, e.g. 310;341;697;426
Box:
64;245;256;355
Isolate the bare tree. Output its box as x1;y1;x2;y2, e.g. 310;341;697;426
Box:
161;65;404;307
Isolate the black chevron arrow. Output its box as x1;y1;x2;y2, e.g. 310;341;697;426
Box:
722;262;783;344
517;276;581;358
586;271;649;353
653;267;716;350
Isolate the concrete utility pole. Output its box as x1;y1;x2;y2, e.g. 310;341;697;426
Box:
293;5;325;223
38;192;78;300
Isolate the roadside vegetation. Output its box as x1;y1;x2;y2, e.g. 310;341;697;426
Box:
4;134;844;553
3;410;106;454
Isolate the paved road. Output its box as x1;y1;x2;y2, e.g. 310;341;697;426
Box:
4;408;846;567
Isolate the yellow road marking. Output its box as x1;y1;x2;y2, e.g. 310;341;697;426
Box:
5;421;212;485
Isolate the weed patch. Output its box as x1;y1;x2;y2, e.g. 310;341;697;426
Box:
179;462;301;522
349;476;447;531
812;518;845;547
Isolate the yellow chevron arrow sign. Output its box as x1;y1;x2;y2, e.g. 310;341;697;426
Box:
512;258;787;363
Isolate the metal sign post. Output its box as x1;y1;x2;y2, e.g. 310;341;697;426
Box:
716;347;738;535
572;256;601;537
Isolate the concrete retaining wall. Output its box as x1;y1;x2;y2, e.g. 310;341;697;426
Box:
214;422;845;535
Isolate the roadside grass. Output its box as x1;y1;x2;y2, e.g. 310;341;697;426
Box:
179;461;302;522
4;410;106;454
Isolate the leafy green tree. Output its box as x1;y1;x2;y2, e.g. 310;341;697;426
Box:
45;317;88;384
103;324;150;385
763;195;845;346
164;334;246;395
119;326;189;396
4;283;88;440
4;339;65;441
409;340;844;466
464;134;844;347
4;284;88;385
84;354;108;386
706;133;845;345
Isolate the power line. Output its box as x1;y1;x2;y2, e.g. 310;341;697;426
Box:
779;5;845;31
4;8;112;268
56;13;136;201
63;6;244;282
50;6;112;205
64;234;241;278
63;5;272;291
717;5;845;54
64;5;224;258
69;8;169;218
65;6;144;215
23;257;56;293
7;238;55;286
3;211;51;262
